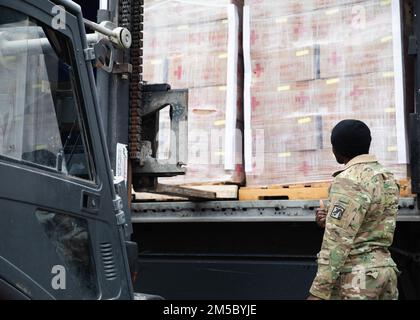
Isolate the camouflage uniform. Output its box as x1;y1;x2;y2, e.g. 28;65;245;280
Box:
310;154;400;300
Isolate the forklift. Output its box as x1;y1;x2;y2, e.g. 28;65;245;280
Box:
0;0;193;299
1;0;420;300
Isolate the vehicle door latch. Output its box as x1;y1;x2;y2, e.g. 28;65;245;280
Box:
113;195;126;226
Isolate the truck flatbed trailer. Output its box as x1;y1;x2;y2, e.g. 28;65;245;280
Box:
130;198;420;300
131;198;420;223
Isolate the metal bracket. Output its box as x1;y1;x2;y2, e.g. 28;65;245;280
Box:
94;38;115;73
84;19;132;50
132;141;186;190
113;177;133;237
113;195;124;212
115;210;126;226
84;47;96;61
131;84;189;191
114;194;126;226
135;141;185;174
140;84;188;162
113;62;133;74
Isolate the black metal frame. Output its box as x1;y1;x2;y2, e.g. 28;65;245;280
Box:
411;0;420;194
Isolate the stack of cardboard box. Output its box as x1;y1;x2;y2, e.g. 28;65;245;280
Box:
144;0;244;185
244;0;408;186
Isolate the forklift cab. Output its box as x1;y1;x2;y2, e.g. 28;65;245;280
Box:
0;0;134;299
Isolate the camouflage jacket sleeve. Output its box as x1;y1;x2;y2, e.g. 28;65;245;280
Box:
309;177;372;300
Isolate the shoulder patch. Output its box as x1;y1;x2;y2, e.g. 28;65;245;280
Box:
330;204;345;220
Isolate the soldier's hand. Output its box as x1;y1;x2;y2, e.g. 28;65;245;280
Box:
316;200;326;228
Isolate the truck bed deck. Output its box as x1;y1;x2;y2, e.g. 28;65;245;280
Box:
131;198;419;223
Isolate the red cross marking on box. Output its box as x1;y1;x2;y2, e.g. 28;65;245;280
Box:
329;51;342;66
299;161;311;176
251;96;260;111
174;66;182;80
254;63;264;78
350;86;363;99
295;91;310;104
294;19;304;36
250;30;259;46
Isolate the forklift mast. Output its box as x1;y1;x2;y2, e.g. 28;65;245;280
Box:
96;0;215;200
90;0;221;221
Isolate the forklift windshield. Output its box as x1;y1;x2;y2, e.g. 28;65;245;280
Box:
0;7;94;181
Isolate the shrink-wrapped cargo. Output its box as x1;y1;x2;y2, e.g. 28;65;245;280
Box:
144;0;245;185
244;0;408;186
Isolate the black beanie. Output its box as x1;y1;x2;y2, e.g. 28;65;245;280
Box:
331;119;371;158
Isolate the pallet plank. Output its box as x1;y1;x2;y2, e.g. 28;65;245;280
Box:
154;184;217;200
399;179;413;197
135;185;239;202
239;184;329;201
239;179;413;201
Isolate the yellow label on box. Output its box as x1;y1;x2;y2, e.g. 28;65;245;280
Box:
151;59;162;65
387;146;397;152
2;56;16;62
277;85;291;92
326;78;340;85
276;17;288;24
383;71;394;78
193;109;217;115
218;86;227;91
214;151;224;156
298;117;312;124
381;35;393;43
218;53;228;59
278;152;292;158
380;0;391;6
296;49;309;57
385;107;396;113
214;120;226;126
325;8;339;15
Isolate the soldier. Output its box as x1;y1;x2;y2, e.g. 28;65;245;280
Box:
308;119;400;300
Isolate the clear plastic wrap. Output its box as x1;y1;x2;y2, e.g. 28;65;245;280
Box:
245;0;366;18
244;0;408;187
144;19;232;57
145;0;244;27
144;0;245;185
157;85;244;185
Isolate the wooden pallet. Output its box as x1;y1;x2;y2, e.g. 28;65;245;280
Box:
239;182;330;201
399;179;413;197
239;179;413;201
135;185;239;202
